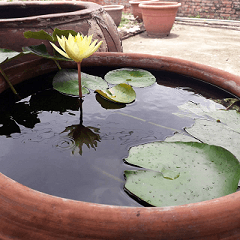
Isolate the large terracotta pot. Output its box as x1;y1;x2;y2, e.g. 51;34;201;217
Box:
139;1;181;37
1;52;240;239
0;1;122;66
103;5;124;27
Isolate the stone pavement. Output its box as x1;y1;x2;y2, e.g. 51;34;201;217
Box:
121;18;240;76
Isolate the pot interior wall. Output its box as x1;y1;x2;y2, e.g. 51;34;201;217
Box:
0;4;86;19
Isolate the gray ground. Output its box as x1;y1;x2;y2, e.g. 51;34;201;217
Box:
121;20;240;76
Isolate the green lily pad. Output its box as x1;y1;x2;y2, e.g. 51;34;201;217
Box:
104;68;156;87
52;69;108;96
124;141;240;207
185;119;240;161
22;44;70;61
96;83;136;103
205;110;240;133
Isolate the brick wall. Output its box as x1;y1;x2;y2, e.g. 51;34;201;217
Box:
88;0;240;20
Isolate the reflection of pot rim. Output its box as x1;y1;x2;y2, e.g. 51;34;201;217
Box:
139;1;181;9
103;4;124;11
1;52;240;239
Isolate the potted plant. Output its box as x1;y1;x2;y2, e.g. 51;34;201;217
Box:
0;45;240;239
139;1;181;37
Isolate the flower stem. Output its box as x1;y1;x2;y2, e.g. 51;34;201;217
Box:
77;61;82;98
53;59;61;70
0;66;20;99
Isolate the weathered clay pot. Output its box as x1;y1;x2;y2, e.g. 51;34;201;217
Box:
129;0;158;20
0;1;122;65
139;1;181;37
1;52;240;239
103;5;124;27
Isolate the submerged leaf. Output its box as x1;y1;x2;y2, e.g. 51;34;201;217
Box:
104;68;156;87
96;83;136;103
124;141;240;207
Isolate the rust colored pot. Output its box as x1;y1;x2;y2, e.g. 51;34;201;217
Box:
139;1;181;37
103;5;124;27
0;1;122;66
1;52;240;239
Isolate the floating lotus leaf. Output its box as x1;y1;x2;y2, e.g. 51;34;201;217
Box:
96;83;136;103
124;141;240;207
205;110;240;133
104;68;156;87
52;69;108;96
185;119;240;161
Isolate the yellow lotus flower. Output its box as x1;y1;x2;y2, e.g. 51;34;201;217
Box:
50;33;102;63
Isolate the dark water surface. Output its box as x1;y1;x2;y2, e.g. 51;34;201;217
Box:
0;67;232;206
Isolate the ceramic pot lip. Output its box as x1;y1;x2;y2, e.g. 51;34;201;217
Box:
0;1;102;23
103;4;124;10
139;1;181;9
1;52;240;239
129;0;158;5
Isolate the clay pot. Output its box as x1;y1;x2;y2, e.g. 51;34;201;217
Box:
1;52;240;239
103;5;124;27
139;1;181;37
129;0;158;20
0;1;122;67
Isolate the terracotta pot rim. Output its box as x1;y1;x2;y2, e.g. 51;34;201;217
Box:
0;1;102;23
139;1;181;8
103;4;124;10
1;52;240;239
129;0;158;4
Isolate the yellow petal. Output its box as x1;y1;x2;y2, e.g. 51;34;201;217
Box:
80;40;102;59
65;41;82;62
49;42;71;59
57;35;67;52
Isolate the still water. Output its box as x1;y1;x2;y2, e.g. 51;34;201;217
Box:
0;67;231;206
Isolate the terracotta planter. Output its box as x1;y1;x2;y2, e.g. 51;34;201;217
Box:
0;1;122;67
103;5;124;27
139;1;181;37
1;52;240;239
129;0;158;20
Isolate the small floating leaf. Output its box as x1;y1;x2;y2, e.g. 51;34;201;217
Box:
104;68;156;87
52;69;107;96
124;141;240;207
96;83;136;104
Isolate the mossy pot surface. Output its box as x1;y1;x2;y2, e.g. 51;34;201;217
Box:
0;52;240;239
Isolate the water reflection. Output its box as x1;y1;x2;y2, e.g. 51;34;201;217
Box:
61;124;101;155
